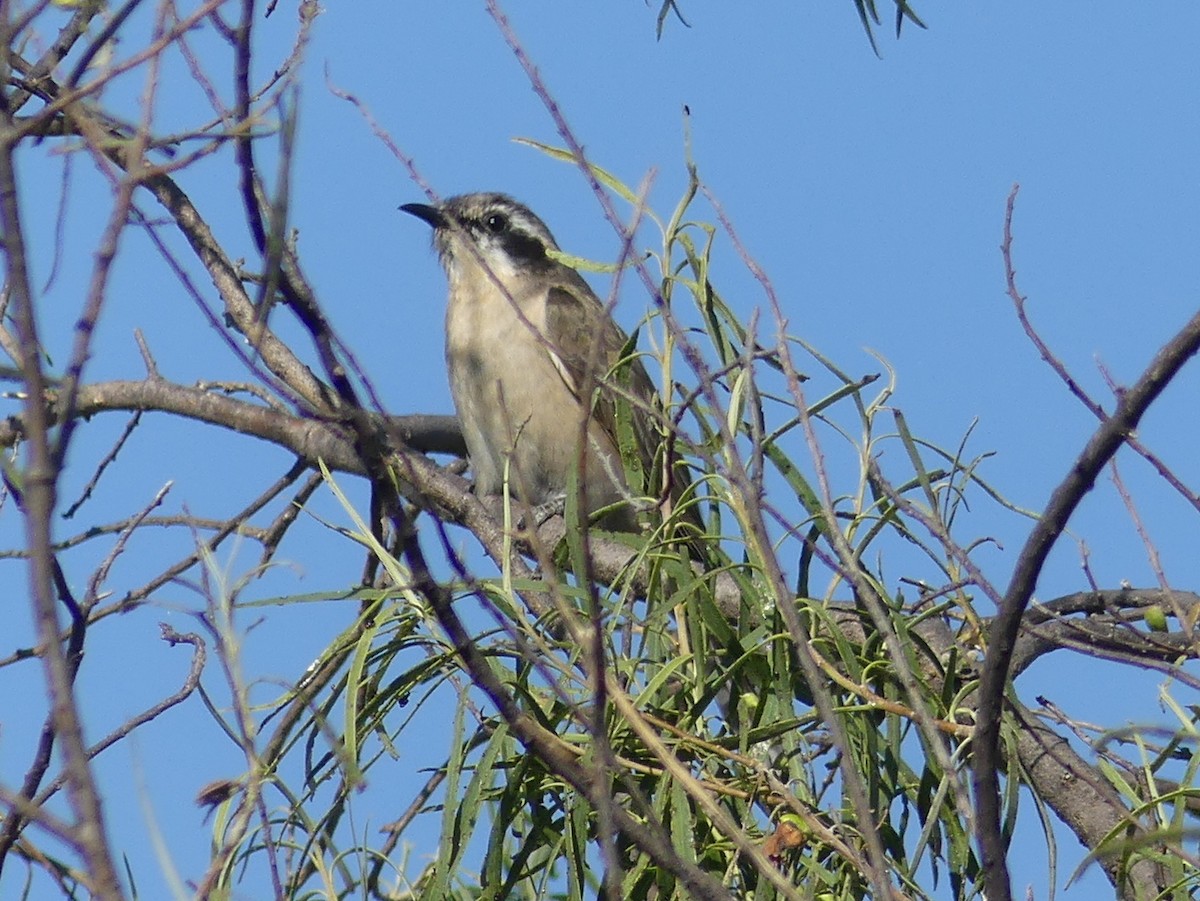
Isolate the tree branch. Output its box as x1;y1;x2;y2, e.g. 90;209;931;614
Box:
975;187;1200;901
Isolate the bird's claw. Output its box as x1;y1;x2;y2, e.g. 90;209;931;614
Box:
516;494;566;530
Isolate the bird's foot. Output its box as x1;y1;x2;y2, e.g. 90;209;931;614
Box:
518;494;566;530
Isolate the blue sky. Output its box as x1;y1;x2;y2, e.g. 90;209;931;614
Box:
5;2;1200;898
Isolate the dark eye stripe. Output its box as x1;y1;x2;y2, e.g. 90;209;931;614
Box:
498;228;546;265
469;211;546;266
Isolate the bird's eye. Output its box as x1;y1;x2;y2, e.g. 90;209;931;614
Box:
483;212;508;233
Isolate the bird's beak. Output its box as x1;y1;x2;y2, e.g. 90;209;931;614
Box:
400;202;447;229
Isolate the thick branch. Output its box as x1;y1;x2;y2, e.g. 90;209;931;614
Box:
1009;702;1167;898
0;379;459;468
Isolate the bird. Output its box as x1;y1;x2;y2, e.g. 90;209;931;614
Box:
401;192;695;536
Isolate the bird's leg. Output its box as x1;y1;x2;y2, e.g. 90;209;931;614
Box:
521;493;567;529
473;488;563;531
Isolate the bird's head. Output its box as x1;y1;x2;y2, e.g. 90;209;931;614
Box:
401;193;560;285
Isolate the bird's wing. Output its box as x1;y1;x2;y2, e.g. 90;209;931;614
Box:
544;279;660;494
545;277;707;542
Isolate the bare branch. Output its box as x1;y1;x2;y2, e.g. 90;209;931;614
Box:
975;185;1200;901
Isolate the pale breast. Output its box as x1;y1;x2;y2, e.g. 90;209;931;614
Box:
444;275;627;511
